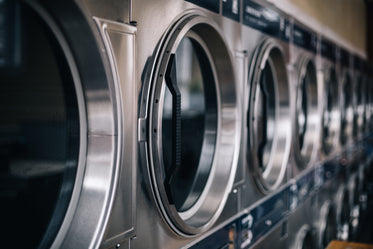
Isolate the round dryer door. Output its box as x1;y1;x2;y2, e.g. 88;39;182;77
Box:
318;202;338;248
368;78;373;130
363;77;370;133
142;13;239;236
294;225;317;249
247;39;291;193
294;57;319;168
340;71;353;145
353;74;365;138
0;1;121;248
321;67;339;155
338;188;351;240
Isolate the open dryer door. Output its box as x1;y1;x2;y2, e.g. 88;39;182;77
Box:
139;12;240;236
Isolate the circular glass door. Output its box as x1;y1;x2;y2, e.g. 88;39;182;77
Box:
340;72;353;145
338;189;351;240
144;14;239;235
294;57;319;168
321;67;339;155
0;1;121;248
161;35;217;212
0;4;79;248
353;75;365;138
363;77;370;133
248;40;291;193
319;202;337;248
294;225;316;249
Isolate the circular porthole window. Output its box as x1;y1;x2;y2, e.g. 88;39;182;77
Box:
294;57;319;168
363;77;370;133
319;202;337;248
353;75;364;138
369;78;373;131
0;2;121;248
338;188;351;240
247;39;291;193
143;13;239;236
294;225;317;249
340;72;353;145
321;67;339;155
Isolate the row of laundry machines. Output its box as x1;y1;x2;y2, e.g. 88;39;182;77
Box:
0;0;372;248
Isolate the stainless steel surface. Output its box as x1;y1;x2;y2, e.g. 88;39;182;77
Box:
353;73;366;140
340;70;354;146
289;21;321;178
1;1;132;248
317;201;338;248
320;64;340;157
247;39;292;193
292;224;317;249
139;12;240;236
93;18;137;248
293;55;320;169
2;0;373;249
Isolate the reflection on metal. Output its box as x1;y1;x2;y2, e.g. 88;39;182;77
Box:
318;201;338;248
293;225;316;249
0;1;130;248
293;56;319;169
140;12;240;236
353;74;366;139
248;39;291;193
337;188;351;241
340;71;354;145
2;0;373;248
322;66;340;156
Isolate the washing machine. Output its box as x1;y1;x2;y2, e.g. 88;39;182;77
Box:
239;0;292;203
315;200;338;249
287;199;318;249
236;1;293;247
333;184;352;241
136;0;241;248
339;47;354;147
0;0;136;248
352;55;367;141
289;20;321;177
319;37;340;160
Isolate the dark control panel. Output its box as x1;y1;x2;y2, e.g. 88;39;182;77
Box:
293;24;317;53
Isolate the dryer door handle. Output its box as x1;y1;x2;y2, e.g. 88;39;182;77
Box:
164;53;181;193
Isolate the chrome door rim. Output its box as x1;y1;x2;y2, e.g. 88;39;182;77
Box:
142;12;240;236
24;1;123;248
293;55;319;169
247;39;291;193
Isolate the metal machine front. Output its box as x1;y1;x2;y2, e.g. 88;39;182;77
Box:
138;12;240;237
1;0;373;249
0;0;136;248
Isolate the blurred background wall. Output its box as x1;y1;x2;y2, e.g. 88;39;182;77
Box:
268;0;370;61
